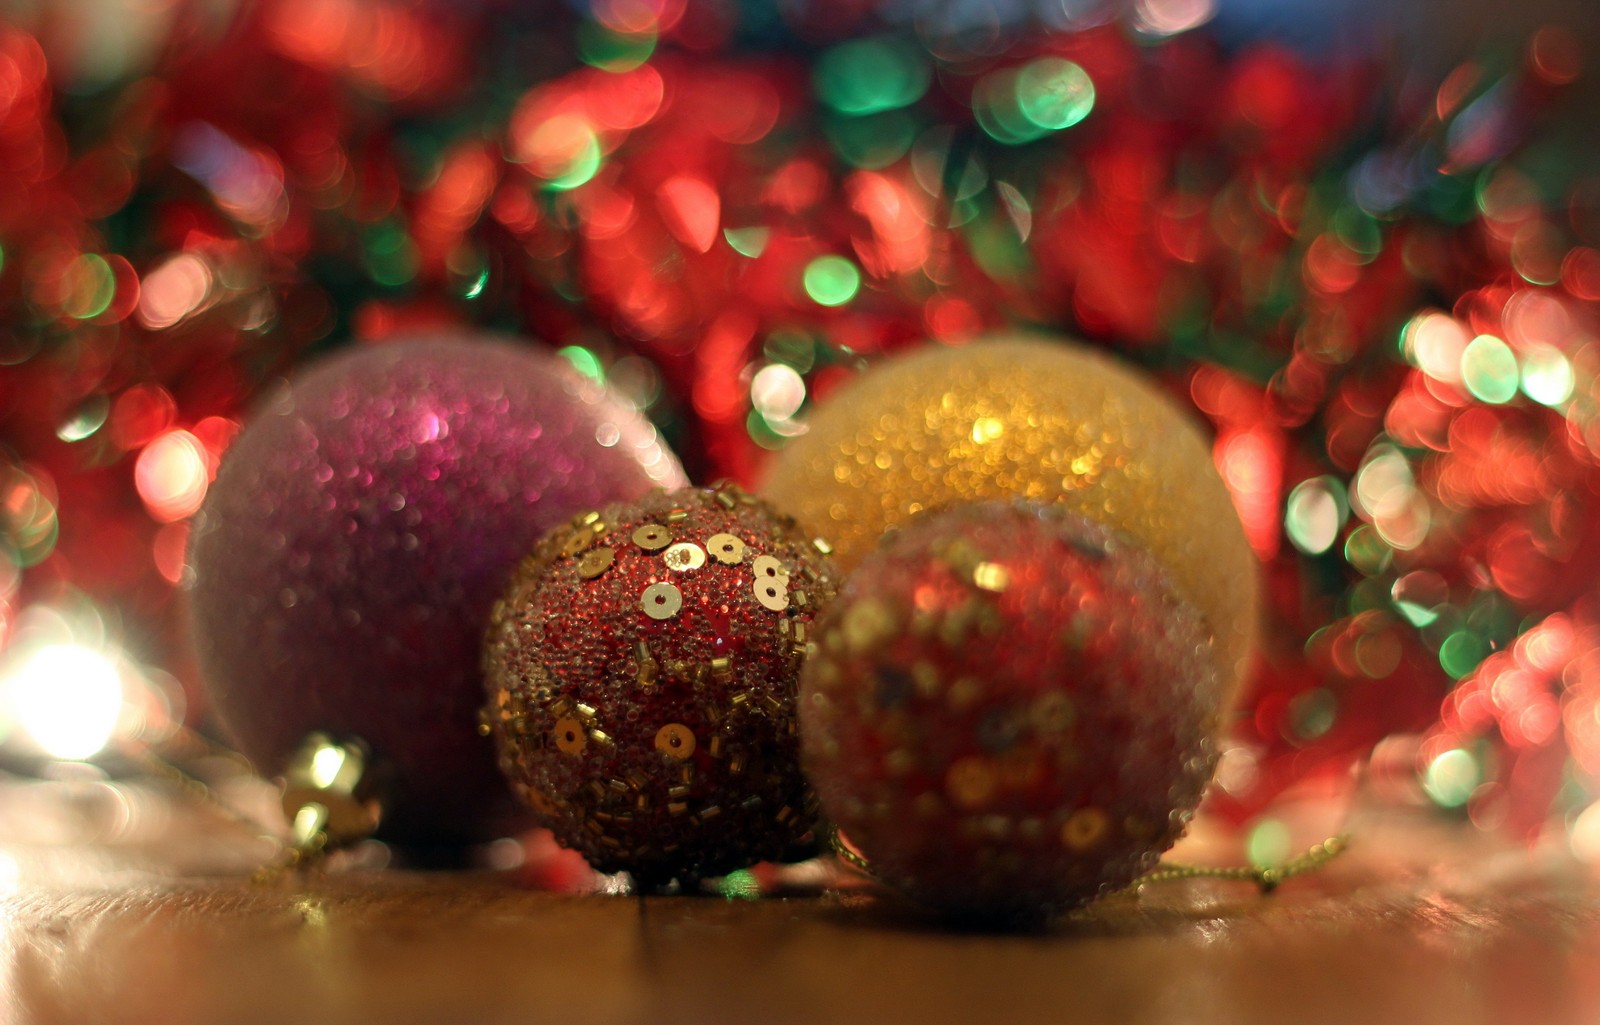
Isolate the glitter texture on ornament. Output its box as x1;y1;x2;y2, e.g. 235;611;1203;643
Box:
188;334;684;844
802;501;1221;924
763;334;1259;708
0;0;1598;851
483;482;839;886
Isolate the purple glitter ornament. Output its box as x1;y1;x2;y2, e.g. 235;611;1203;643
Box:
187;334;685;845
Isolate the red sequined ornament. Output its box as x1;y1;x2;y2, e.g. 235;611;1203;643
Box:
483;483;840;887
801;502;1220;925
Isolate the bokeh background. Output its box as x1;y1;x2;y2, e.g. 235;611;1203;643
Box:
3;0;1600;868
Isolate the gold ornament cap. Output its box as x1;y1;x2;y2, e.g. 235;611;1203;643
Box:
761;334;1260;707
279;733;385;856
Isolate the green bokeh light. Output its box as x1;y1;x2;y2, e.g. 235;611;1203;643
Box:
718;869;761;900
1015;58;1095;132
724;227;770;259
1422;748;1479;808
1247;819;1292;868
56;395;110;442
1392;572;1450;629
966;213;1031;284
803;255;861;307
1395;599;1441;628
974;68;1038;145
577;20;657;71
447;246;489;300
66;254;116;320
1343;524;1393;576
462;265;490;300
1461;334;1519;404
814;37;931;115
1438;629;1487;679
746;408;785;451
558;345;604;383
365;223;420;288
1332;206;1383;259
976;59;1094;146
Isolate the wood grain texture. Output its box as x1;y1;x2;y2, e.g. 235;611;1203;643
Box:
2;779;1598;1025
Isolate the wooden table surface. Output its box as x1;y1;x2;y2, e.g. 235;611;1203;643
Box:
2;776;1597;1025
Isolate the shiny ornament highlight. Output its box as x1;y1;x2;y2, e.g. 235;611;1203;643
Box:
763;335;1259;706
801;502;1221;925
483;483;839;887
188;334;684;845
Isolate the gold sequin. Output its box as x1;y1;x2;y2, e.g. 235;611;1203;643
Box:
553;717;586;755
632;524;672;551
945;756;998;809
655;723;697;759
753;577;790;611
577;547;615;579
759;335;1260;708
706;533;746;564
641;581;683;620
561;529;593;558
1061;807;1109;850
663;542;707;572
751;554;788;582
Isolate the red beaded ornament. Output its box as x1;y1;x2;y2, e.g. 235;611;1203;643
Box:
801;501;1222;925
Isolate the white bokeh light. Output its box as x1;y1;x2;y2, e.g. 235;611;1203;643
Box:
750;364;807;423
6;644;124;760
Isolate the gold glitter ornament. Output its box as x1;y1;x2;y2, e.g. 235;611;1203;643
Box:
762;335;1259;706
483;483;841;888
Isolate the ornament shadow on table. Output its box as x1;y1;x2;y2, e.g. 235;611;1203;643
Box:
185;332;685;854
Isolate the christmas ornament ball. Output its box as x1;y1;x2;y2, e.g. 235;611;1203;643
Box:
483;483;839;887
762;335;1258;707
801;501;1221;925
188;334;685;845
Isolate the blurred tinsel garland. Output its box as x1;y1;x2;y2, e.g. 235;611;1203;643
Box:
3;0;1600;843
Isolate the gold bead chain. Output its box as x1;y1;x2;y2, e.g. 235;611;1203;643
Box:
1137;834;1350;893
